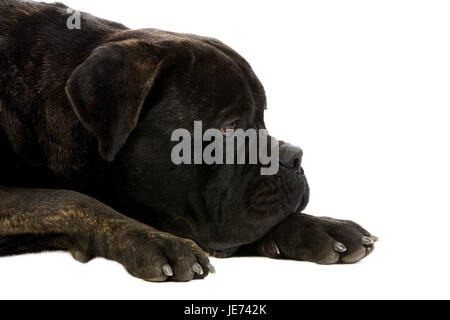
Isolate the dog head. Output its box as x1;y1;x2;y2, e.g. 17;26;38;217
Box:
65;29;309;256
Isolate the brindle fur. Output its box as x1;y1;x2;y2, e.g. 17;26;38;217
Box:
0;0;375;281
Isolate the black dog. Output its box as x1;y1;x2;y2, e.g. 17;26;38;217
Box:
0;0;376;282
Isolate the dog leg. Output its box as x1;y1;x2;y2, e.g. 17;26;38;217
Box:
0;186;213;281
237;212;377;264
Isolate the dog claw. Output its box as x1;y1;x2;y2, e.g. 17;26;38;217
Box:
162;264;173;277
334;242;347;253
207;263;216;274
193;263;203;275
370;235;379;242
362;236;374;245
272;242;281;255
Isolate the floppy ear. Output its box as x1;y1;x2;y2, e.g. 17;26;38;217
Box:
65;40;165;162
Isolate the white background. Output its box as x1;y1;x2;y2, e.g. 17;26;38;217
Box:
1;0;449;299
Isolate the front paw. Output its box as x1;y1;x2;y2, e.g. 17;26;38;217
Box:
71;224;214;282
259;213;377;264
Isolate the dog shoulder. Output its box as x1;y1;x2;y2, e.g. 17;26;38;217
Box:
0;1;127;55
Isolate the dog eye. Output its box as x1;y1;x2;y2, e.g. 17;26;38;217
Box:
220;120;240;135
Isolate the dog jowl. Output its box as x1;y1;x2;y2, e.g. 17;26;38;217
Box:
0;0;377;282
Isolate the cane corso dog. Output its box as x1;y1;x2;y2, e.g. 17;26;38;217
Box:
0;0;377;282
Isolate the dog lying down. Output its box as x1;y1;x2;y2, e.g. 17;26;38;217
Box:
0;0;377;282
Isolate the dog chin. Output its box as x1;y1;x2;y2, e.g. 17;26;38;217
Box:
207;246;240;258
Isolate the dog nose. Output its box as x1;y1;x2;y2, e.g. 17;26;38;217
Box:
279;143;303;170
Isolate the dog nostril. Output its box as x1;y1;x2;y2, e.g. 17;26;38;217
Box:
293;158;300;171
279;143;303;169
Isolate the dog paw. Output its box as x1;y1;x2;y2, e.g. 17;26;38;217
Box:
259;213;377;264
118;230;215;282
72;225;214;282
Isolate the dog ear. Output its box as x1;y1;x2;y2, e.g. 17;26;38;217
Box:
65;40;165;162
